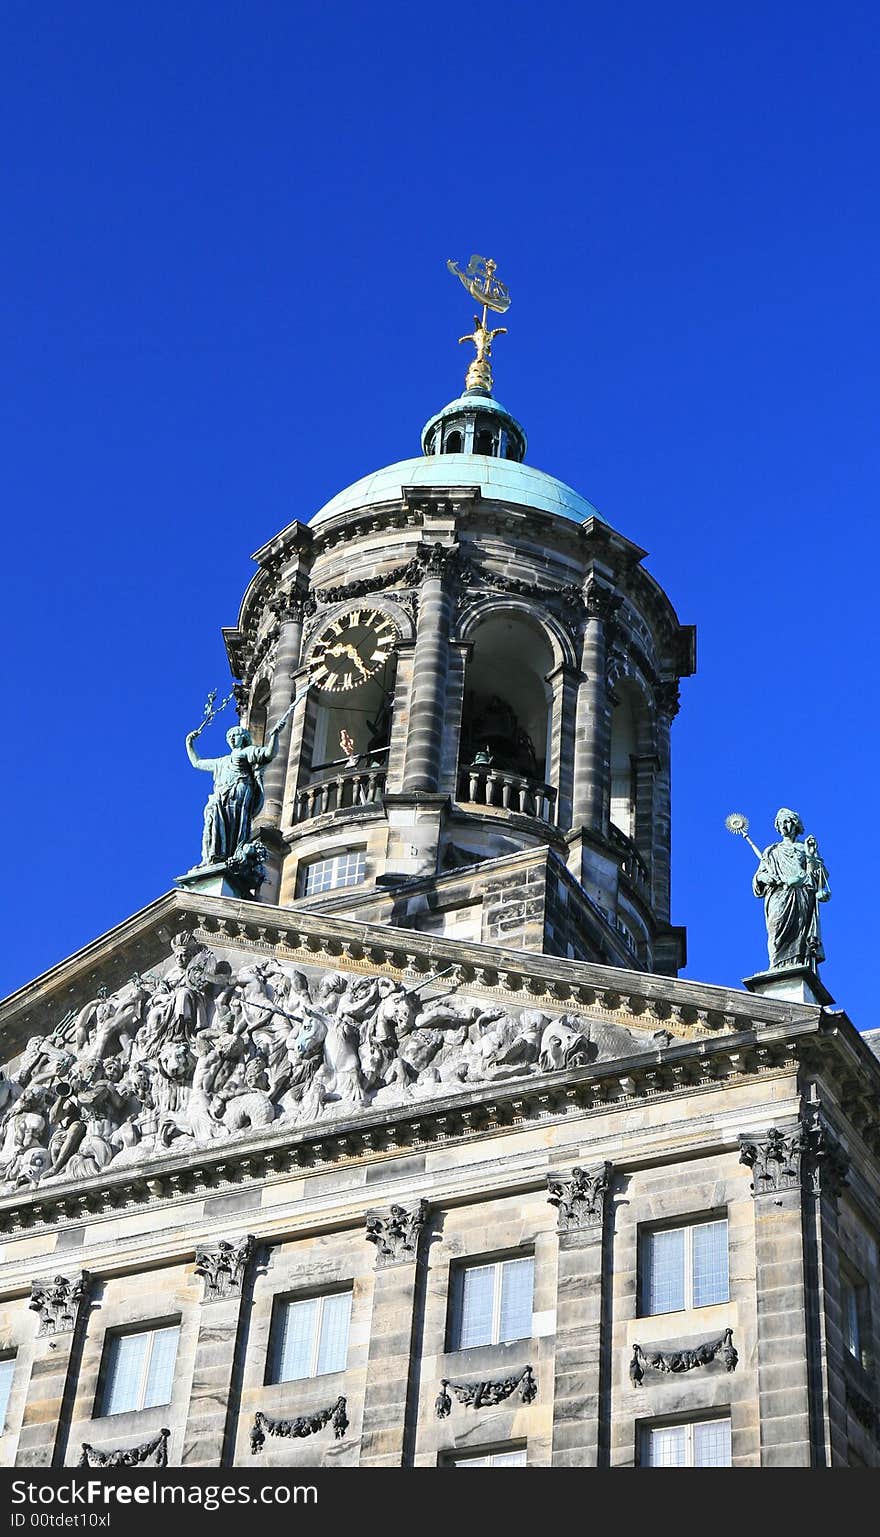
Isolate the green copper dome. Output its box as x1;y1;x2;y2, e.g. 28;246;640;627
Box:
308;455;605;528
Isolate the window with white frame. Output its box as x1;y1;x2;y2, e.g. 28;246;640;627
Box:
98;1325;179;1417
298;850;366;898
268;1291;352;1383
449;1256;534;1350
448;1446;527;1467
0;1355;15;1432
643;1418;731;1467
640;1218;728;1315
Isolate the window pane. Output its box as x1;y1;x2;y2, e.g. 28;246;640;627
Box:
648;1425;687;1466
454;1455;490;1467
692;1221;729;1307
647;1228;686;1314
316;1292;352;1376
0;1357;15;1429
456;1265;496;1349
491;1449;527;1466
498;1258;534;1343
102;1332;148;1416
694;1419;732;1467
275;1298;318;1382
143;1327;179;1408
842;1282;860;1358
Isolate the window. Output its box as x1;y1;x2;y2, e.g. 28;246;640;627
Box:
641;1218;728;1315
0;1355;15;1432
298;850;366;898
450;1257;534;1350
268;1291;352;1383
841;1271;871;1371
99;1325;179;1417
448;1446;527;1467
643;1418;731;1467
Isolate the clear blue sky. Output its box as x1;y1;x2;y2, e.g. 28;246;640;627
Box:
2;3;876;1028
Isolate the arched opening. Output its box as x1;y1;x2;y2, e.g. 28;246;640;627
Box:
475;430;495;456
248;678;270;746
610;686;637;840
458;613;555;820
296;631;397;822
444;430;463;454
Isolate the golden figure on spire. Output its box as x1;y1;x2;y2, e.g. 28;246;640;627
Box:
447;254;511;394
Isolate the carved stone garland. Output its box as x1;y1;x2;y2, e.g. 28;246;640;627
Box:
79;1428;170;1467
435;1365;537;1418
250;1399;348;1454
629;1330;738;1387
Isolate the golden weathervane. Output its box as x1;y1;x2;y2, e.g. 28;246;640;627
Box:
447;254;511;394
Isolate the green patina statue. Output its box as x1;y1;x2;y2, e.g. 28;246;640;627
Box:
185;689;305;869
751;808;831;971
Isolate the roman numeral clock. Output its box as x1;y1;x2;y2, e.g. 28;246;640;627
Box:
310;608;398;693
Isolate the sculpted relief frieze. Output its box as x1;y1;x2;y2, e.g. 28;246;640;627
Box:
0;931;669;1198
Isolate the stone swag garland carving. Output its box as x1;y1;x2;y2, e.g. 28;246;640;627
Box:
79;1428;170;1468
250;1399;348;1453
0;932;661;1196
435;1365;537;1418
629;1330;738;1387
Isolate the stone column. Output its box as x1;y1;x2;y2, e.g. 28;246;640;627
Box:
18;1271;90;1468
260;599;306;826
181;1236;255;1467
739;1127;815;1466
402;548;456;794
545;664;580;831
571;584;616;834
806;1115;851;1467
360;1200;428;1466
548;1164;612;1466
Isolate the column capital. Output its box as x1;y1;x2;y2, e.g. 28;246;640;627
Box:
547;1162;612;1241
29;1271;90;1336
364;1199;429;1267
194;1234;256;1302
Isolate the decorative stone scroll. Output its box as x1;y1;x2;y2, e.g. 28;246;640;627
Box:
547;1163;611;1233
435;1365;537;1418
364;1200;429;1267
78;1428;170;1467
250;1399;348;1454
194;1235;255;1302
29;1272;89;1336
629;1330;738;1387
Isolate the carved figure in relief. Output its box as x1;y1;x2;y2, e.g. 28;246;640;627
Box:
0;931;668;1194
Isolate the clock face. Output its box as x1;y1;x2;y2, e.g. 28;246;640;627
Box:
310;608;398;693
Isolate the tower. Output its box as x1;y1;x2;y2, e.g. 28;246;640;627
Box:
213;259;695;977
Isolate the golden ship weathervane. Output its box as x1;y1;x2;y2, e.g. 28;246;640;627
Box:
447;254;510;395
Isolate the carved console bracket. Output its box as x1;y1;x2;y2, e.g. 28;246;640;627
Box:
629;1330;738;1387
250;1399;348;1454
194;1235;255;1302
364;1199;429;1267
435;1365;537;1417
78;1428;170;1467
547;1162;612;1233
29;1271;89;1336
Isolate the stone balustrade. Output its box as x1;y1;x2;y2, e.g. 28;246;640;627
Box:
295;765;387;823
457;763;558;825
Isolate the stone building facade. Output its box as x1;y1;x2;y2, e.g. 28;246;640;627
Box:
0;355;877;1470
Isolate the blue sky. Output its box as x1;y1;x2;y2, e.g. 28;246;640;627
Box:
2;3;876;1027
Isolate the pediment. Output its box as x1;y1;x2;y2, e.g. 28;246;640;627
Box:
0;889;814;1223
